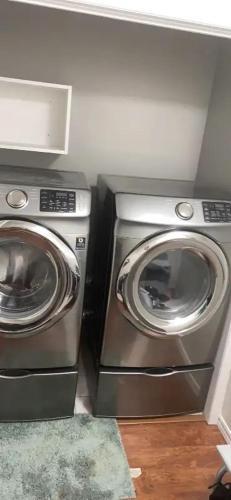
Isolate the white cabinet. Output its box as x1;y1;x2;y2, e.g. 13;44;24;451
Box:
0;77;72;154
9;0;231;38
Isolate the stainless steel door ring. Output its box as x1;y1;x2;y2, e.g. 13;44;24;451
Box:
0;219;80;336
117;231;229;337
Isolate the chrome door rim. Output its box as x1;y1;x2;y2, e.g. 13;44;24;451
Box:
116;230;229;338
0;219;80;336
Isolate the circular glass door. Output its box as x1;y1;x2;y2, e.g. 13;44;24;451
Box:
0;220;80;335
138;249;213;320
117;231;229;337
0;241;58;323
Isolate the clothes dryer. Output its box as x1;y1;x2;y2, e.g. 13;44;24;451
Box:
94;175;230;417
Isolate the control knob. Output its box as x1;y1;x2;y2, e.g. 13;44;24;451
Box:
175;202;194;220
6;190;28;209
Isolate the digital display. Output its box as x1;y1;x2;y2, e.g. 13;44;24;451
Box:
40;189;76;213
203;201;231;222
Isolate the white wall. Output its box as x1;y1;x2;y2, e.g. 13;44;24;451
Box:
222;370;231;430
0;0;218;183
204;302;231;424
196;42;231;194
195;43;231;426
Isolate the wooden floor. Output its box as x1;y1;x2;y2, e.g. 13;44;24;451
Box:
119;420;225;500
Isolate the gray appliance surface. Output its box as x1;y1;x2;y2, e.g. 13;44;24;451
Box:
0;165;89;190
0;165;91;369
98;174;195;198
100;225;231;368
95;366;213;418
98;174;231;200
94;173;231;417
0;368;78;421
0;166;90;420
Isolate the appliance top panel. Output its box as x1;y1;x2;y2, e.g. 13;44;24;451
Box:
115;193;231;227
99;174;194;198
99;174;231;200
0;165;89;191
0;167;91;217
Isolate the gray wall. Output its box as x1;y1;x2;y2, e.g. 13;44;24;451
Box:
0;1;217;183
196;42;231;195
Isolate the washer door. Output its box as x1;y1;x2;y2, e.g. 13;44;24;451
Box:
0;220;80;336
117;231;229;337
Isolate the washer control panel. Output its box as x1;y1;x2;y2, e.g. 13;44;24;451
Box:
203;201;231;222
40;189;76;212
175;202;194;220
6;189;28;209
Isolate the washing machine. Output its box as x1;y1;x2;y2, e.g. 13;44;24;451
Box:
0;166;91;421
93;175;231;417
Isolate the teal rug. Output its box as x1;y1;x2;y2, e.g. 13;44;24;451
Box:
0;415;135;500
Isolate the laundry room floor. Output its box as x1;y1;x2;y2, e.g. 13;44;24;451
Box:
119;419;226;500
76;348;226;499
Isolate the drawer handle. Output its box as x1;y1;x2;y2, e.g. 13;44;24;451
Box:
144;368;176;377
0;370;31;379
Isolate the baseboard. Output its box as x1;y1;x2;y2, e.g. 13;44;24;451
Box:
218;416;231;443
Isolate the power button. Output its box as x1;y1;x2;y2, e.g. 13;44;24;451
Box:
176;202;194;220
6;190;28;209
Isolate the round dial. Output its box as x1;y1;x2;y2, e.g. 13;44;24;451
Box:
6;190;28;209
176;202;194;220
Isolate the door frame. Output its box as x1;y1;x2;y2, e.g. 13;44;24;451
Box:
116;230;229;338
0;219;80;336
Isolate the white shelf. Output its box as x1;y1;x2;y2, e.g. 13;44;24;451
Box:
8;0;231;39
217;445;231;470
0;76;72;154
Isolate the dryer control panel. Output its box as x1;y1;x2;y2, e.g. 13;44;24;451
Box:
203;201;231;222
40;189;76;213
0;184;90;218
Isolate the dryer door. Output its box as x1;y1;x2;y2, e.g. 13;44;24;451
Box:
0;220;79;336
117;230;229;337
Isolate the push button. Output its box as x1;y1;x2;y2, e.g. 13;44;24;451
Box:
6;190;28;209
175;202;194;220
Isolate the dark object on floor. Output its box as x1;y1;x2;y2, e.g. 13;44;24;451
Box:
209;478;231;499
